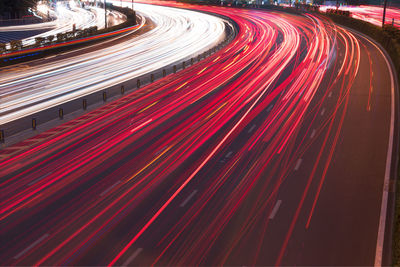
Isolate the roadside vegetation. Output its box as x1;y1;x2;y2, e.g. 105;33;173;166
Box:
319;20;399;265
325;13;400;83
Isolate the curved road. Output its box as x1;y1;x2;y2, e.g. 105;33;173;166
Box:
0;3;124;46
0;2;397;266
0;3;226;127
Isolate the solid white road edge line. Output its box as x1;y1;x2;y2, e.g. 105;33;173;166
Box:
359;33;396;267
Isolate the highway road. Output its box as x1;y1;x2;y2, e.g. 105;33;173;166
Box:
0;2;124;47
0;3;227;128
0;2;397;266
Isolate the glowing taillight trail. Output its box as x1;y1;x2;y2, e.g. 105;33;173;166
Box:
0;1;392;266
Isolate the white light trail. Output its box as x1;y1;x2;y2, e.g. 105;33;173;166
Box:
0;3;226;126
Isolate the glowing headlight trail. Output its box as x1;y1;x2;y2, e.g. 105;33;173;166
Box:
0;2;395;267
0;4;123;48
0;3;226;125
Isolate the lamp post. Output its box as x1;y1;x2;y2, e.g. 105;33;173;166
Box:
382;0;388;28
104;0;107;28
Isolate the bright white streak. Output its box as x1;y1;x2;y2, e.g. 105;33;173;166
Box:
0;3;226;126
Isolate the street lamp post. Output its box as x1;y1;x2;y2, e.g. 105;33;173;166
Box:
104;0;107;28
382;0;388;28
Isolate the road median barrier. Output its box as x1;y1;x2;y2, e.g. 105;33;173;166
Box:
0;5;139;66
0;13;238;145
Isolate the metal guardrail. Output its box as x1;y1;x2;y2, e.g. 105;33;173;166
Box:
0;5;136;60
0;20;237;144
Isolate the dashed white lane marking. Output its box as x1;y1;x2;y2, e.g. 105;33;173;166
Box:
267;105;273;112
155;145;168;155
320;108;326;116
294;159;303;171
14;233;49;259
248;124;256;133
269;200;282;219
28;172;52;186
328;91;332;98
180;190;198;207
190;121;199;129
369;32;396;267
310;129;316;139
100;180;121;197
89;140;107;151
220;151;233;163
122;248;143;266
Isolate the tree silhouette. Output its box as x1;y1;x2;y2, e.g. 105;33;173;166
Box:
0;0;39;19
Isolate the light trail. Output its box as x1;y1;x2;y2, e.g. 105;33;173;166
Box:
320;5;400;28
0;3;226;126
0;2;125;47
0;1;395;266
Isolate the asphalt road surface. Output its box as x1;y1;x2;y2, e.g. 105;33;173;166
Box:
0;2;397;266
0;3;226;127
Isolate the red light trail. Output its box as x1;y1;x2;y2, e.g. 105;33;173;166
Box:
321;5;400;28
0;2;396;266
